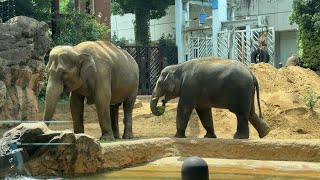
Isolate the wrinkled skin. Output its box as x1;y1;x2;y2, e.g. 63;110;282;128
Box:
150;57;271;139
43;41;139;141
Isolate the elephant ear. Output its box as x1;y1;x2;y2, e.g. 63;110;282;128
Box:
78;53;97;81
46;53;60;73
163;70;176;93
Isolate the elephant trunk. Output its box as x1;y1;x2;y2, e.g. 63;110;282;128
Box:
150;94;165;116
43;79;64;123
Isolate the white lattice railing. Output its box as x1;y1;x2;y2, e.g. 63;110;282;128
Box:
187;35;213;60
217;27;275;66
185;27;275;66
217;32;229;58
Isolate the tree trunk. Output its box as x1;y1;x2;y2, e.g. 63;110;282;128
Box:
134;8;150;46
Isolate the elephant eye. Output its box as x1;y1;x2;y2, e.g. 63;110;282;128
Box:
60;71;68;80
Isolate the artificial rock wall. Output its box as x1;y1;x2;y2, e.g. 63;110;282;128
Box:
0;16;49;122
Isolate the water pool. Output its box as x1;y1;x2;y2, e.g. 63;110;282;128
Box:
80;165;320;180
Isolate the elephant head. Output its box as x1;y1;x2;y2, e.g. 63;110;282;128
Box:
150;66;181;116
43;46;97;122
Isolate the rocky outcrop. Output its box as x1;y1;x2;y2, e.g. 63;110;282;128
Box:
0;16;49;122
2;123;103;176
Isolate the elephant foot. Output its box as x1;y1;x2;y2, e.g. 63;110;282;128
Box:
233;132;249;139
122;132;134;139
258;126;271;138
174;128;186;138
174;133;186;138
100;134;115;141
113;131;120;139
204;132;217;138
114;134;120;139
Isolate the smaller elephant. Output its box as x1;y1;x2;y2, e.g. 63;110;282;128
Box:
150;57;271;139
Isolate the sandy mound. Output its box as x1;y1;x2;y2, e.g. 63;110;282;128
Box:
249;63;320;138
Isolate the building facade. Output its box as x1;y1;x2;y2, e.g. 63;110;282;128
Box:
111;0;297;66
75;0;111;40
236;0;298;66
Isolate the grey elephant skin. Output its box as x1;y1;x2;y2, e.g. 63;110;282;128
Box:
150;57;270;139
43;41;139;141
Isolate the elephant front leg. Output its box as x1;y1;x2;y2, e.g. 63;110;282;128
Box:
122;95;136;139
95;95;114;141
234;113;250;139
196;107;216;138
175;100;194;138
110;105;120;139
70;92;85;134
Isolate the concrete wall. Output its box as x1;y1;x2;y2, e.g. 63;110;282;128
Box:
279;30;298;65
235;0;297;31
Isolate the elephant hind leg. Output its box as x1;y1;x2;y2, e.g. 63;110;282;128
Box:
110;104;120;139
122;94;136;139
248;99;271;138
195;107;216;138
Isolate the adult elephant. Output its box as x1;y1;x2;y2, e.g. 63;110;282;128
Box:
43;41;139;141
150;57;270;139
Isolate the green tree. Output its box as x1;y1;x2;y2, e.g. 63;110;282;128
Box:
290;0;320;70
14;0;51;23
112;0;174;46
52;11;110;46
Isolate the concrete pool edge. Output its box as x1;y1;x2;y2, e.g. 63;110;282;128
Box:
148;157;320;172
99;138;320;171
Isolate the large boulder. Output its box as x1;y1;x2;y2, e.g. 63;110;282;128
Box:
2;123;104;176
0;16;49;122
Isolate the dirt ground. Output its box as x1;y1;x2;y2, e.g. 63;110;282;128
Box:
30;63;320;140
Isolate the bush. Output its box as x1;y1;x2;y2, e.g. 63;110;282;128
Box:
158;33;175;47
52;11;110;46
305;86;318;110
290;0;320;70
111;32;127;46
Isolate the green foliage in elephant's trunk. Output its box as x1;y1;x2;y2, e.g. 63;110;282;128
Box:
157;106;166;114
150;96;165;116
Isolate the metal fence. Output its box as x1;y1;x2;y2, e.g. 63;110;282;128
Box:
217;27;275;66
0;0;15;23
120;46;178;95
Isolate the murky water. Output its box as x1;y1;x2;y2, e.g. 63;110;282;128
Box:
78;165;320;180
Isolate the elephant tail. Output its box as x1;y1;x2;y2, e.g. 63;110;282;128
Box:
253;74;262;118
